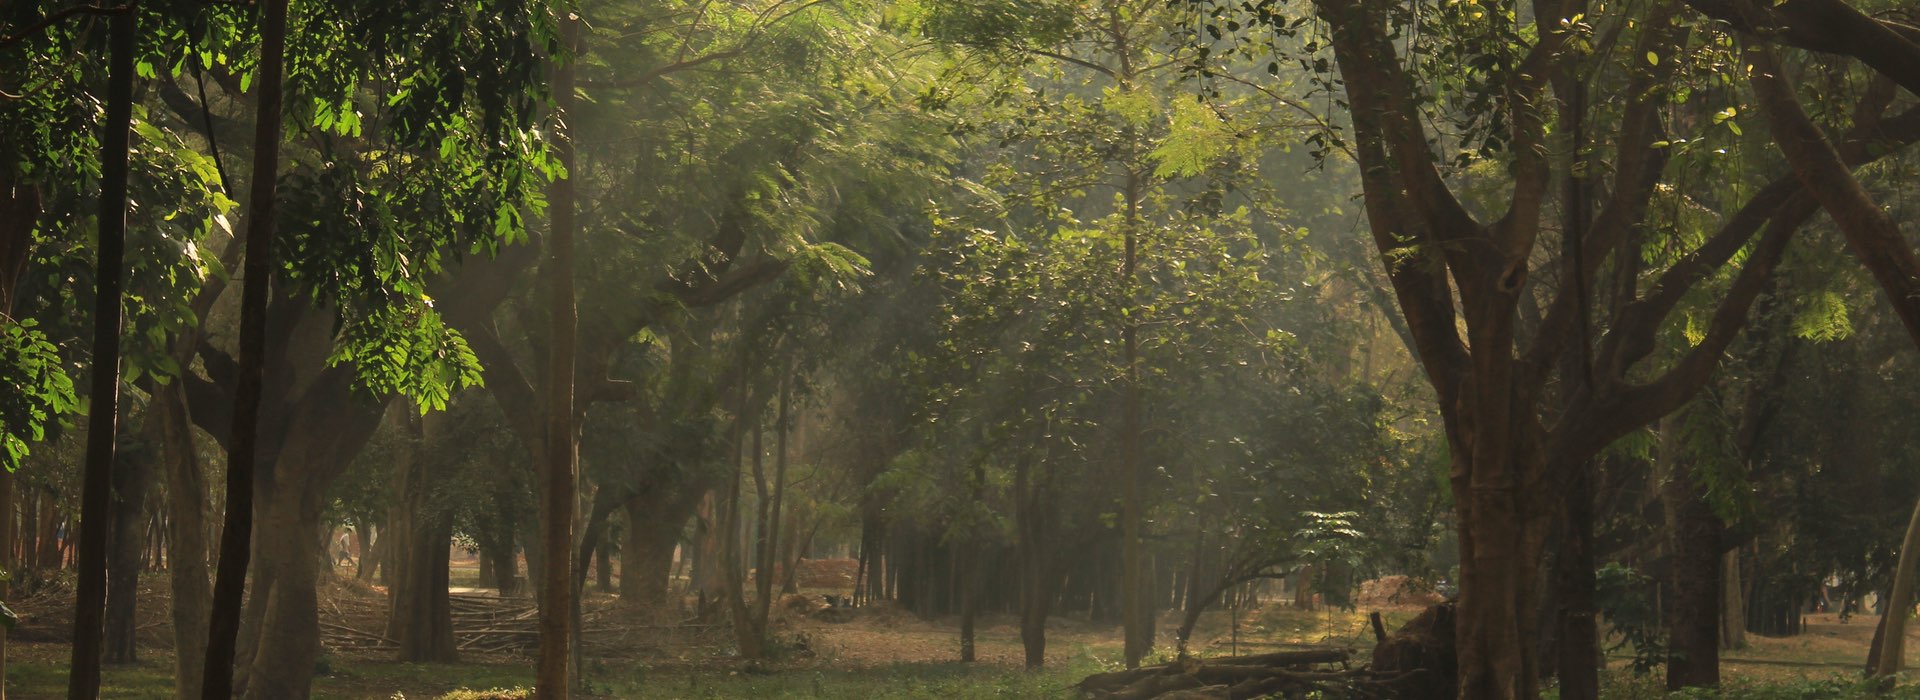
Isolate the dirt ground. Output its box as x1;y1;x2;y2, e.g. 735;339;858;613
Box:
2;567;1912;698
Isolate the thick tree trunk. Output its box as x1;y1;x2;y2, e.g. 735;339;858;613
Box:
1554;463;1600;700
1661;417;1722;689
1293;565;1314;610
71;9;137;696
235;487;324;700
479;532;518;597
621;502;674;607
104;431;153;665
535;15;581;699
386;514;457;662
202;0;289;693
1873;497;1920;676
1451;424;1553;700
1723;548;1745;650
386;411;457;663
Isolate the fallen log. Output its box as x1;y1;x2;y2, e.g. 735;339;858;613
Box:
1078;648;1360;699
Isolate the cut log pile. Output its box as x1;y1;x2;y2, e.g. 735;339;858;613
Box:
1075;603;1456;700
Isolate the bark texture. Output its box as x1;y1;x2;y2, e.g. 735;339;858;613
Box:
202;0;289;693
71;9;136;696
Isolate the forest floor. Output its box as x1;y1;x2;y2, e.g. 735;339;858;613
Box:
0;567;1911;698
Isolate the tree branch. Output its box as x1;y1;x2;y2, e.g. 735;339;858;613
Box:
1747;42;1920;348
1683;0;1920;97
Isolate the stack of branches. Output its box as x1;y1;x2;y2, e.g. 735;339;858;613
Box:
450;592;547;654
318;589;728;657
1075;648;1424;700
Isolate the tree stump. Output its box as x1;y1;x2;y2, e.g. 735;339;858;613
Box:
1369;602;1456;700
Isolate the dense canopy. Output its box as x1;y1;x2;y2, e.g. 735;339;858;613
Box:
6;1;1920;699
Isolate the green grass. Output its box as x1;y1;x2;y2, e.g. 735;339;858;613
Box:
6;652;1097;699
7;656;177;698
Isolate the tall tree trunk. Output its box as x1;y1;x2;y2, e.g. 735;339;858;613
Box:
0;174;40;700
70;9;137;697
104;431;152;664
202;0;288;693
0;469;11;700
754;376;791;631
1118;165;1147;671
535;16;581;697
156;386;209;699
723;420;763;659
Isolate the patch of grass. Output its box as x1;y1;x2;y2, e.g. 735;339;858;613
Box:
7;657;177;698
335;661;532;699
1585;669;1920;699
560;658;1097;699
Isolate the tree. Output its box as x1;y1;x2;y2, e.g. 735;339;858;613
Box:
67;6;134;697
200;0;288;694
535;12;580;697
1181;1;1920;695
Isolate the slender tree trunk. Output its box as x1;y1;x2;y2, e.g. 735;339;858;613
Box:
202;0;288;693
70;9;137;697
1118;166;1147;670
535;14;581;699
693;491;721;605
0;177;28;700
723;417;763;659
355;523;376;582
959;542;976;663
755;376;791;629
155;385;210;699
596;536;613;592
0;469;11;700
